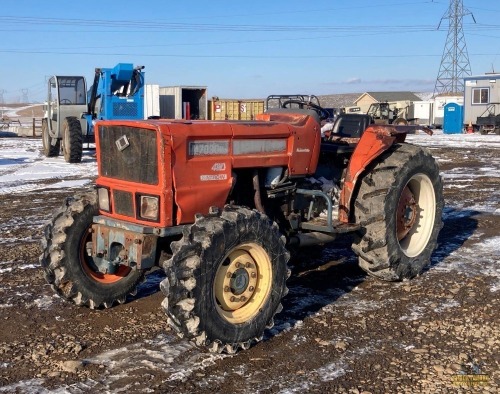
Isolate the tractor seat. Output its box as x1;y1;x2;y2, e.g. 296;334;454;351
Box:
320;114;372;155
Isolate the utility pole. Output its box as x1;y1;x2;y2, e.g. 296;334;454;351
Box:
433;0;475;96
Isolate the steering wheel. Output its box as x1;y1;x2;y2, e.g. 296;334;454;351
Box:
60;99;72;105
281;99;330;121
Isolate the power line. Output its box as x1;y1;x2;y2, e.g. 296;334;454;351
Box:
0;46;498;59
0;2;440;28
0;49;449;58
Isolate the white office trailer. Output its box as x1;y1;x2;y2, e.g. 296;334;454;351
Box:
463;73;500;129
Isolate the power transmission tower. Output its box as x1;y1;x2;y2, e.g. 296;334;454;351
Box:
21;88;29;103
433;0;475;96
0;89;4;104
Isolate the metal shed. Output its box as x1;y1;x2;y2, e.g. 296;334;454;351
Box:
159;86;208;120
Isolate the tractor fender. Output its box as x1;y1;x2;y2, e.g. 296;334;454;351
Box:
338;125;432;223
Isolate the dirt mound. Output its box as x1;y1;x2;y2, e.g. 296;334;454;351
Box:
15;105;44;118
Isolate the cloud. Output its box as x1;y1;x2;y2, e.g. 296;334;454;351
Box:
345;78;362;84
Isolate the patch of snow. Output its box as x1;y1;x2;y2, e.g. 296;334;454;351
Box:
84;334;226;389
433;235;500;293
407;133;500;149
434;299;460;313
398;305;427;321
0;263;38;274
0;138;96;196
0;378;51;394
318;361;348;381
33;295;56;309
1;334;228;393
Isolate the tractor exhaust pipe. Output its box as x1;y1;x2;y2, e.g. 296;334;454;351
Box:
253;170;265;214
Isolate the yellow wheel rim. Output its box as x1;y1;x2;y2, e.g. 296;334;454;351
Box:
214;243;272;324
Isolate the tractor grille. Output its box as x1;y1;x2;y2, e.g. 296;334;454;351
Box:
113;190;134;217
113;102;138;118
98;125;158;185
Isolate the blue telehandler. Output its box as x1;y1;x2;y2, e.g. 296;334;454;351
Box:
42;63;145;163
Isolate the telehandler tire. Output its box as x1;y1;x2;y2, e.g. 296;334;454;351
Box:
161;206;289;353
61;117;83;163
41;119;60;157
40;192;143;309
352;143;444;281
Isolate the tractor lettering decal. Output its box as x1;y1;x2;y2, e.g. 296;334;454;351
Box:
189;140;229;156
211;163;226;171
200;174;228;181
233;139;286;155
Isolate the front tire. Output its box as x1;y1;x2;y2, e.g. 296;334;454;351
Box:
352;143;444;281
40;192;143;308
161;206;289;353
41;119;60;157
62;117;83;163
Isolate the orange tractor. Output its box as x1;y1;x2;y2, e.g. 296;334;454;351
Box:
41;98;443;353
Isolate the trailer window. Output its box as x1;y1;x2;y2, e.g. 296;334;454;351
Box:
472;88;489;104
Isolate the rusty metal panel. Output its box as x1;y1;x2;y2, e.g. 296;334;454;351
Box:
92;223;158;269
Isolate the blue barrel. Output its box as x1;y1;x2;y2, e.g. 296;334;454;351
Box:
443;102;464;134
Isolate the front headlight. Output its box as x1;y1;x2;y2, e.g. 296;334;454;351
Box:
139;195;159;221
97;187;110;212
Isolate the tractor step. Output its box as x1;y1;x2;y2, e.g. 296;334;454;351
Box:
300;217;360;234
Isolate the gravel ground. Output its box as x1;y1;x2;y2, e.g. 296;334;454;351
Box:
0;133;498;393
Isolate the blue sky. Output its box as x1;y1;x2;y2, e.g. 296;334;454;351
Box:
1;0;499;102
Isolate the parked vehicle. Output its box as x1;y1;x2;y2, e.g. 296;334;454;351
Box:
366;102;411;125
41;63;145;163
476;105;500;135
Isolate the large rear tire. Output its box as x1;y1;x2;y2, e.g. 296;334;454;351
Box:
352;143;444;281
40;192;143;308
61;117;83;163
41;119;60;157
161;206;289;353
